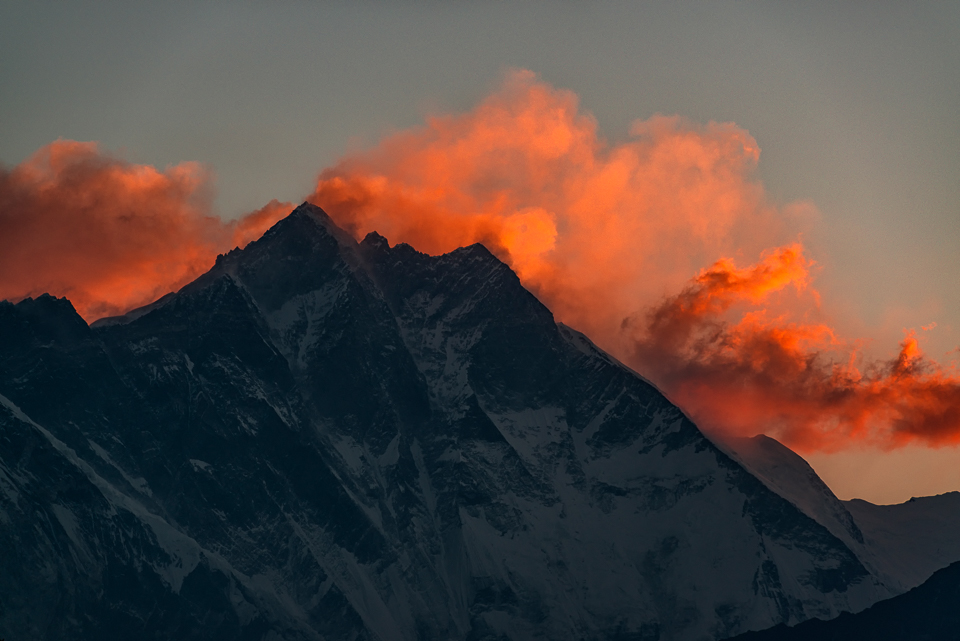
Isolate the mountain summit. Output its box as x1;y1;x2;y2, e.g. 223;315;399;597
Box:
0;203;897;639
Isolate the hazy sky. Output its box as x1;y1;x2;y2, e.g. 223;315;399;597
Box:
2;1;958;503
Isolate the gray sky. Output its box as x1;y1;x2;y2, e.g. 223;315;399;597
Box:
2;1;959;502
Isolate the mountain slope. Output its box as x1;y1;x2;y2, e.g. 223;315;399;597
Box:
0;203;891;640
716;436;866;555
845;492;960;590
721;436;960;595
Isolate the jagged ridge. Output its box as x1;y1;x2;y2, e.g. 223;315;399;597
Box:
0;203;899;640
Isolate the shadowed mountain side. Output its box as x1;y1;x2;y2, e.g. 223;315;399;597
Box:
0;203;893;641
728;560;960;641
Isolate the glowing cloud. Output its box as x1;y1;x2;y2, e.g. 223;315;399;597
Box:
628;248;960;451
309;69;960;451
4;72;957;450
0;140;290;320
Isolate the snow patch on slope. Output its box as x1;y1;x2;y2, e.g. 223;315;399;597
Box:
88;439;153;497
717;435;865;550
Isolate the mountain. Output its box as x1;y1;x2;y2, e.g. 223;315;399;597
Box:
722;436;960;595
728;559;960;640
715;436;867;560
845;492;960;591
0;203;896;640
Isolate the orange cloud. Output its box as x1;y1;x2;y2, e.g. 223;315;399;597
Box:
5;72;956;451
627;247;960;451
0;140;290;321
311;70;807;353
309;69;960;451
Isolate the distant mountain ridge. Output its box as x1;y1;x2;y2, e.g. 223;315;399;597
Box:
0;202;952;640
845;491;960;591
720;437;960;595
729;559;960;640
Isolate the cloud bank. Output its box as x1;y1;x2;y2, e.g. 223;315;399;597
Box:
2;71;957;451
309;70;960;451
0;140;290;320
628;246;960;451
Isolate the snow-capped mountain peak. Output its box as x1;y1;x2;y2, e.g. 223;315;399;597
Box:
0;202;928;640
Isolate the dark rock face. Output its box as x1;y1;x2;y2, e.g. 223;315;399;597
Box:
729;560;960;641
0;203;887;640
